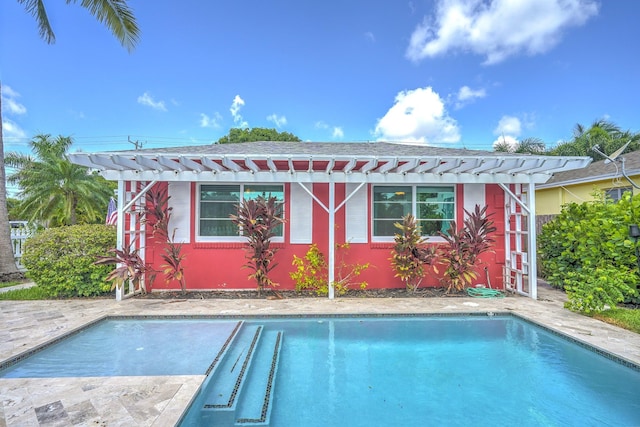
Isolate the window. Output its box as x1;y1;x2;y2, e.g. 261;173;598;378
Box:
605;186;632;202
199;184;284;239
372;185;455;238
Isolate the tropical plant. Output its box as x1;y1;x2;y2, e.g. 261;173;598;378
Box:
390;214;437;292
17;0;139;51
94;245;149;292
160;230;186;292
6;134;114;226
438;205;496;293
217;127;302;144
548;119;640;161
22;224;115;297
290;242;370;296
230;196;285;295
144;187;186;292
494;137;548;154
538;191;639;310
290;243;327;293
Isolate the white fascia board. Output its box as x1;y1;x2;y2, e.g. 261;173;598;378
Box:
537;170;640;189
100;169;557;184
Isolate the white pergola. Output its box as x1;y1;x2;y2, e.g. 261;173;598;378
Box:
69;141;592;300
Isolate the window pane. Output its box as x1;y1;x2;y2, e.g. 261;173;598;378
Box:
200;185;240;201
244;185;283;201
373;186;412;236
200;202;237;219
199;219;238;236
243;185;284;237
199;185;240;237
416;186;455;236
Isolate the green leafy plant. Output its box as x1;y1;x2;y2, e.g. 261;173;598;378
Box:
290;242;370;296
390;214;437;292
438;205;496;294
22;224;115;297
562;266;637;313
290;243;327;293
230;196;285;295
539;191;640;310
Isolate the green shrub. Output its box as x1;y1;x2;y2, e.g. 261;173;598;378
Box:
538;191;640;310
22;224;116;297
562;266;636;313
290;243;369;296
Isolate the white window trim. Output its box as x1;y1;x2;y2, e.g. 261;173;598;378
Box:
196;183;285;243
371;184;456;243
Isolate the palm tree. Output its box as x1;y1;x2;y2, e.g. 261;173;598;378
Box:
7;135;114;226
0;2;138;276
549;119;640;160
494;137;547;154
17;0;139;51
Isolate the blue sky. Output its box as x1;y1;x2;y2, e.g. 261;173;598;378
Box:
1;0;639;155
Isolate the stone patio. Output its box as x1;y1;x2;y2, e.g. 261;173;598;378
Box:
1;284;639;426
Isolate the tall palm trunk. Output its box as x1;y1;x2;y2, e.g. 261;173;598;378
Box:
0;81;21;279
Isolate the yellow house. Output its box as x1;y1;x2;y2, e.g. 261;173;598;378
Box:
536;150;640;216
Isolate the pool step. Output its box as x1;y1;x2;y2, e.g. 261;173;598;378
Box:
234;330;283;426
199;325;284;426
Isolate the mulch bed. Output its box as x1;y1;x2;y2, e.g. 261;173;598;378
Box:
136;287;473;300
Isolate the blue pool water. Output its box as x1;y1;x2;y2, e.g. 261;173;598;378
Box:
180;316;640;427
0;319;240;377
1;315;638;426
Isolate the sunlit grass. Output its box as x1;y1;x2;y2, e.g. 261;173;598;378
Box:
0;286;48;300
0;281;23;289
593;308;640;334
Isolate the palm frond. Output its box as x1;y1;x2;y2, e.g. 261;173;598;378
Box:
17;0;55;43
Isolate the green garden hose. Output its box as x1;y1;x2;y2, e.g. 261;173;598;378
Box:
466;287;505;298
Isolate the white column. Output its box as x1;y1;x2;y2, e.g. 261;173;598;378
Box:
328;179;335;300
115;180;125;301
528;180;538;300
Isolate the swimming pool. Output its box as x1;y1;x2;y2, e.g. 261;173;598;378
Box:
1;314;638;426
178;314;640;426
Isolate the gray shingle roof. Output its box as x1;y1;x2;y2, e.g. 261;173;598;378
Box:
540;149;640;187
111;141;504;157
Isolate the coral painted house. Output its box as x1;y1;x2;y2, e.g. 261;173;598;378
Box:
69;141;591;300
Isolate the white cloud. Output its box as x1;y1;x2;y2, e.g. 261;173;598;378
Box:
364;31;375;42
374;86;460;144
406;0;599;65
492;134;519;150
315;121;344;140
1;85;28;140
200;112;222;128
137;92;167;111
1;118;27;140
493;115;522;137
492;115;523;149
230;95;248;128
455;85;486;108
267;113;287;128
1;85;27;115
